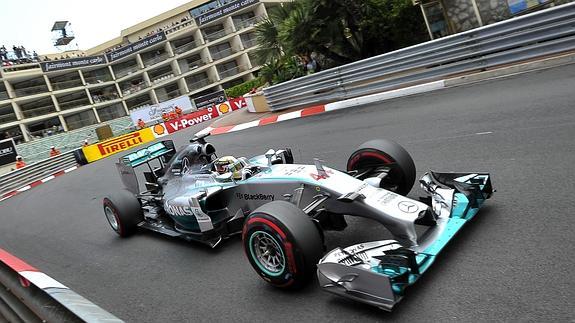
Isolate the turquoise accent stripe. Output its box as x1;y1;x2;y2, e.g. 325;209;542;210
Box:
423;218;467;256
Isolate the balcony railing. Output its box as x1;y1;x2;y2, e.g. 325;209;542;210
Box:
165;20;194;35
13;84;49;97
150;71;174;83
92;93;120;104
187;79;210;91
157;89;181;101
210;48;234;61
51;79;84;91
66;118;97;131
114;66;140;79
58;97;91;110
0;113;17;123
84;75;113;85
143;53;171;67
234;16;262;30
0;91;9;101
218;66;242;79
186;59;205;71
122;83;148;96
204;29;229;42
242;38;258;49
21;105;56;118
174;41;200;55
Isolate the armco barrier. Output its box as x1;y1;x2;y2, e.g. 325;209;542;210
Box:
0;247;123;322
0;151;79;199
263;2;575;110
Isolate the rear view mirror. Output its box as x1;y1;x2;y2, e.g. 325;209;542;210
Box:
265;149;276;166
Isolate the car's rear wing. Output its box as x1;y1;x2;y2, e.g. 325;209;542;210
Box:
119;140;176;168
117;140;176;195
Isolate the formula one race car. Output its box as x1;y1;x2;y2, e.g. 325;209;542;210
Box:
103;133;493;310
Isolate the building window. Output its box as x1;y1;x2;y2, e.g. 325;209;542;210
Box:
65;110;98;131
97;104;126;122
423;2;450;39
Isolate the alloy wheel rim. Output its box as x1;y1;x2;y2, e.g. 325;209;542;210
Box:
250;231;286;276
104;206;119;231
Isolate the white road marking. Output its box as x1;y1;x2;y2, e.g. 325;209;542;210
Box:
475;131;493;135
277;111;303;122
16;185;31;192
230;120;260;132
64;166;78;173
41;175;55;183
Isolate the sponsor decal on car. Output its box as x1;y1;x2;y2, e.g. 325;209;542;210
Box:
236;193;275;201
82;128;156;163
310;169;334;181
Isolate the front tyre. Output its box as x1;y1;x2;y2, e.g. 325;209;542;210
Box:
347;139;416;196
242;201;323;289
103;190;143;237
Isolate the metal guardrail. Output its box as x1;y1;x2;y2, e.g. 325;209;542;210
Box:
0;251;123;322
263;2;575;110
0;151;78;197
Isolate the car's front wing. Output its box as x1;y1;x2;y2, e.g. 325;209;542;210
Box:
317;171;494;311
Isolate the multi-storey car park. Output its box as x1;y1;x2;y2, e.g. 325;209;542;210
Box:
0;0;281;144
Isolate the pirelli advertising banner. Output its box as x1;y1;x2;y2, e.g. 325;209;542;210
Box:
81;97;246;163
82;128;157;163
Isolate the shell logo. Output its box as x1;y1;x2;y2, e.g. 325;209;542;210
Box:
218;103;230;114
153;124;166;137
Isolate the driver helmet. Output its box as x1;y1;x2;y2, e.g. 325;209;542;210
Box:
214;156;243;180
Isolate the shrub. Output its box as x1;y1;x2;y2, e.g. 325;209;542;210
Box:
224;78;265;98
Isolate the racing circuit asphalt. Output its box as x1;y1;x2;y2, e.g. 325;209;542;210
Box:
1;64;575;322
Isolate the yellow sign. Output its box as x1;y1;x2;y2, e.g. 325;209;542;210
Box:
82;128;156;163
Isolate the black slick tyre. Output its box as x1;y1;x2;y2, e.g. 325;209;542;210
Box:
103;190;143;237
347;139;416;196
242;201;323;289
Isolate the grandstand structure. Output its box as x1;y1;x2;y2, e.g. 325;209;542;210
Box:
0;0;280;145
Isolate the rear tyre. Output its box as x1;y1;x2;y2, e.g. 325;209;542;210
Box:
103;190;143;237
347;139;416;196
242;201;323;289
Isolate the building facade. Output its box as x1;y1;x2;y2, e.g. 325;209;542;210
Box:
415;0;572;39
0;0;282;143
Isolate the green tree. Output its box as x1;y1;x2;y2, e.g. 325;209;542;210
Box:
255;0;429;84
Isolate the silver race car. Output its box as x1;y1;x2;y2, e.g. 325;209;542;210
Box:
103;133;493;310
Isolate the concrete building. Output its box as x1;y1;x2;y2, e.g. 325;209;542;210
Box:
0;0;283;143
415;0;571;39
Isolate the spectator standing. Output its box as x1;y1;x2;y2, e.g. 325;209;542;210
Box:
175;106;183;117
15;156;26;169
137;118;146;129
49;146;61;157
83;139;89;147
13;45;21;59
20;46;27;58
0;46;7;61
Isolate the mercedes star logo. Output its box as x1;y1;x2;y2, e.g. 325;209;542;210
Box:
398;201;418;213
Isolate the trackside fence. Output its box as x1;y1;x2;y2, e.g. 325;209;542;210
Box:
0;151;79;198
263;2;575;110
